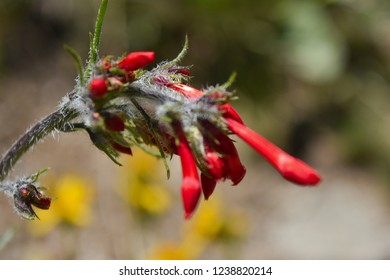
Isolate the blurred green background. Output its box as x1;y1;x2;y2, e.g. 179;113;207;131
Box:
1;0;390;259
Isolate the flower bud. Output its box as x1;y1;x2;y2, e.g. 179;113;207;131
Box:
89;78;108;99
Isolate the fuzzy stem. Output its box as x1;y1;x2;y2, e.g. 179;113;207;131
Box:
0;107;79;181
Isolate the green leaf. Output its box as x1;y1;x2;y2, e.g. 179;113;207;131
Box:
64;44;84;85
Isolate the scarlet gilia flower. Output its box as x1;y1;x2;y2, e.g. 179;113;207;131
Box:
118;51;155;71
80;45;321;219
226;118;321;186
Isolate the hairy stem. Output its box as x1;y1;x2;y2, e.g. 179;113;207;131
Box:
0;106;79;181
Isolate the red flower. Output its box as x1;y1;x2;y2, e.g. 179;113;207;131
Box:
175;125;201;219
226;118;321;186
117;51;155;71
89;78;108;99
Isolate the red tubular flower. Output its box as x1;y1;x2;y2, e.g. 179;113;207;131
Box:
226;118;321;186
176;127;202;219
104;114;125;132
89;78;108;99
117;51;155;71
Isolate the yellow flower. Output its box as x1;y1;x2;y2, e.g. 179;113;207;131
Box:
28;174;93;236
116;148;172;216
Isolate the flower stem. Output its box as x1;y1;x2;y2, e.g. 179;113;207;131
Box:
0;106;79;181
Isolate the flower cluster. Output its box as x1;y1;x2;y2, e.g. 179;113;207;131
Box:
79;46;321;219
0;0;321;220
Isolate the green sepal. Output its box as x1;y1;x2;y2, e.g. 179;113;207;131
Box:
28;168;49;184
163;35;189;68
85;128;122;166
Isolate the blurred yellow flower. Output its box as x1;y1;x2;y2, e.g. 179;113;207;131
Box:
117;148;171;217
28;174;94;236
149;242;198;260
188;196;249;242
148;195;249;259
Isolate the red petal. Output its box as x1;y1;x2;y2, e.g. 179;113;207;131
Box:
181;177;202;219
223;154;246;185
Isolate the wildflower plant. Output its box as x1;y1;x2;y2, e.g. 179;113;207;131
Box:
0;0;321;220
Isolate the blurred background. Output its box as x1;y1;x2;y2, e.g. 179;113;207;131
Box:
1;0;390;259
